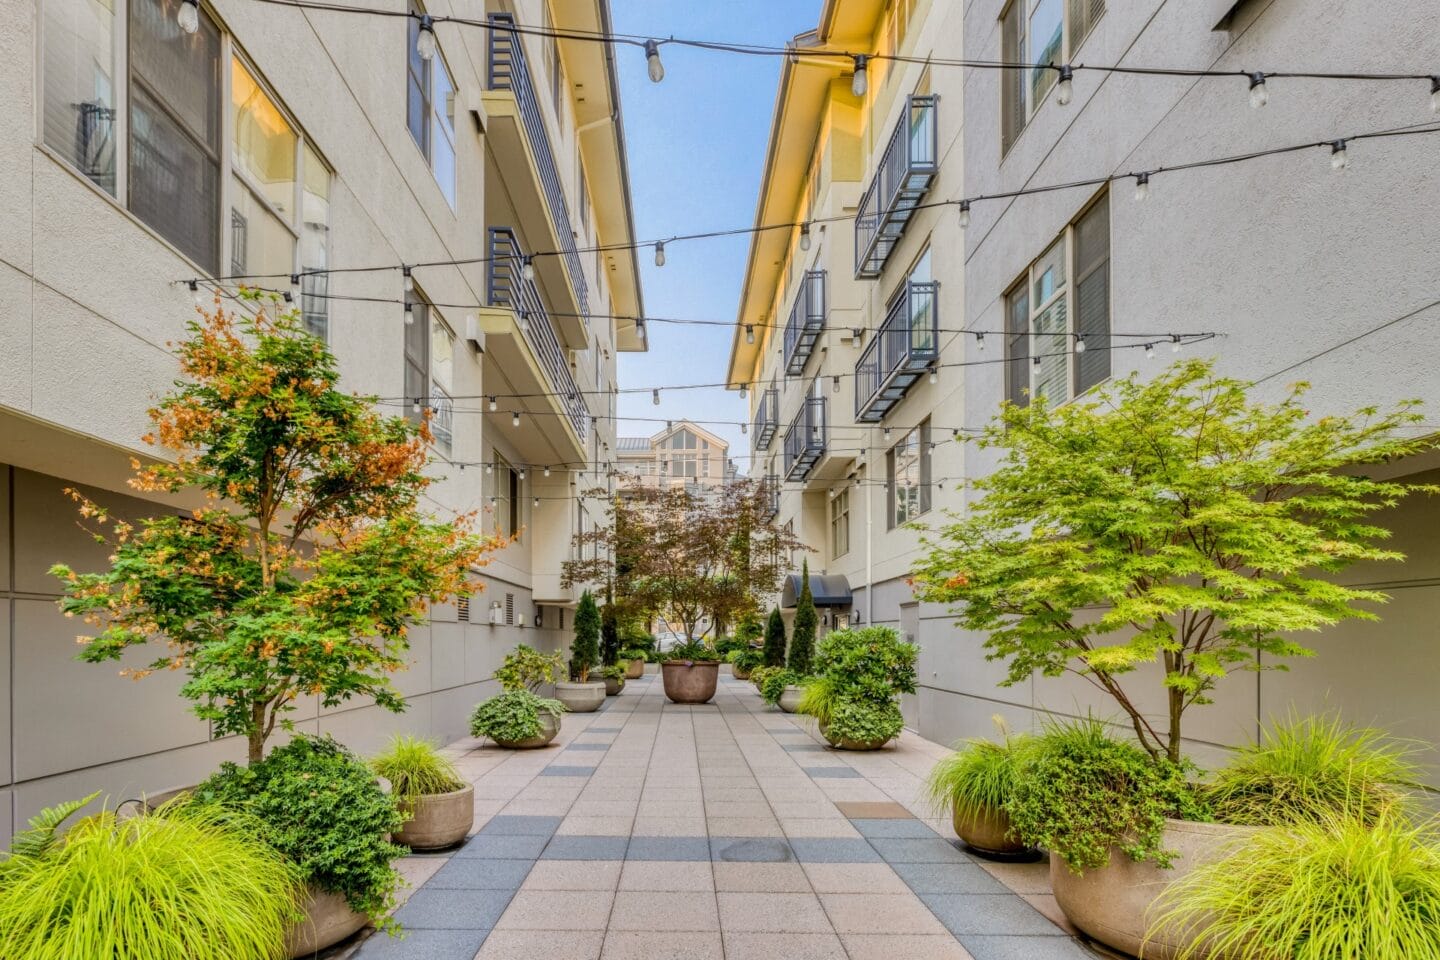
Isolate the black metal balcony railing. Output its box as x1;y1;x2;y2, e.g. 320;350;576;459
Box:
761;474;780;522
855;281;940;423
783;394;828;482
782;270;827;376
753;382;779;451
854;96;938;279
488;227;588;442
487;15;590;318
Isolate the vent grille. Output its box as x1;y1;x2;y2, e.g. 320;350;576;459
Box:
505;593;515;626
456;595;470;622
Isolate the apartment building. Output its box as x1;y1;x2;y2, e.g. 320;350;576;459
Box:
733;0;1440;775
1;0;644;840
615;420;735;492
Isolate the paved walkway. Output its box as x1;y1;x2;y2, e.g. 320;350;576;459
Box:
343;672;1098;960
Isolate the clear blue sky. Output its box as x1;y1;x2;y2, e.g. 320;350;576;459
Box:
611;0;820;476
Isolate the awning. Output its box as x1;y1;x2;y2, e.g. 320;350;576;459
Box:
781;573;852;608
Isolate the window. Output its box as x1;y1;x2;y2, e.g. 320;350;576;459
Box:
491;452;520;538
830;486;850;559
886;421;931;529
1000;0;1105;153
403;295;429;426
42;0;118;195
430;314;455;454
406;1;456;208
1005;192;1110;407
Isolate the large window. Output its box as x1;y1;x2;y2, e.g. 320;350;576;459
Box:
886;420;931;529
1005;192;1110;407
40;0;329;302
405;2;456;208
491;452;520;539
830;486;850;560
403;293;455;454
1000;0;1105;154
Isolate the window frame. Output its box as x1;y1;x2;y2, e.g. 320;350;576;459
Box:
405;0;455;208
885;420;931;530
829;485;850;560
999;0;1105;156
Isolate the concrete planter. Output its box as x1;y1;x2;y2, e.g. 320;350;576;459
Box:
1050;818;1263;960
776;685;804;713
394;783;474;851
953;802;1032;858
554;681;606;713
624;659;645;679
661;660;720;703
494;710;561;749
285;886;368;957
604;675;625;696
818;720;891;751
731;664;753;680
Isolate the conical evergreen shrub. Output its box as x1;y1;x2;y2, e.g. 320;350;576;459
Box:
762;607;787;668
788;559;817;675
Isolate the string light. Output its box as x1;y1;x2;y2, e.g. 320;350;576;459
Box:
544;465;551;477
177;0;199;34
1171;335;1183;353
739;383;747;399
635;318;646;338
519;309;530;334
488;396;497;412
1249;72;1269;109
832;375;841;393
1145;342;1156;359
411;398;421;414
851;54;869;97
975;332;985;352
1134;171;1151;201
416;14;437;61
289;273;301;298
512;411;521;427
485;463;493;475
799;223;812;251
1329;139;1349;171
928;366;938;385
520;256;535;281
518;467;527;481
1055;65;1074;106
644;39;664;83
745;324;755;344
402;265;414;294
652;388;661;405
404;299;414;325
882;426;892;441
533;496;541;508
654;241;666;267
188;279;202;305
1075;333;1087;353
957;200;971;229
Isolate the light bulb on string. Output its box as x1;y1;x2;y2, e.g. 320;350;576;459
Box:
1032;353;1041;367
485;463;493;475
289;273;301;299
799;223;811;251
832;375;841;394
415;14;437;61
957;200;971;229
975;332;985;352
1248;72;1268;108
654;241;666;267
520;256;535;282
740;422;747;435
745;324;754;344
519;310;530;334
851;54;869;97
1171;335;1183;353
1055;65;1074;106
1145;342;1156;359
928;366;938;385
187;279;202;305
544;466;551;478
404;300;414;325
644;39;664;83
635;318;646;338
177;0;199;34
1134;172;1151;201
488;396;497;412
518;468;526;481
739;383;747;399
1329;139;1349;171
1075;334;1086;353
652;388;661;406
533;497;540;509
402;265;414;294
512;411;521;427
882;426;892;441
411;398;422;415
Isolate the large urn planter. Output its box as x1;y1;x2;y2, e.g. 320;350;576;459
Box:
554;680;606;713
494;711;561;749
777;685;804;713
1050;818;1263;960
818;720;891;751
624;659;645;680
661;660;720;703
285;886;369;957
604;675;625;696
394;783;474;850
952;803;1035;859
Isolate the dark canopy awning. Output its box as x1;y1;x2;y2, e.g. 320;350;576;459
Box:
781;573;852;608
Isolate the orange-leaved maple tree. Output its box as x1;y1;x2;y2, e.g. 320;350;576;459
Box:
51;299;501;763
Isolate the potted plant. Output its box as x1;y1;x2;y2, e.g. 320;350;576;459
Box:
370;735;472;851
727;647;762;680
758;667;804;712
795;626;917;749
193;735;406;956
555;591;606;712
602;663;627;696
924;718;1038;858
912;361;1435;957
660;640;722;704
471;689;567;748
619;646;648;680
0;794;303;960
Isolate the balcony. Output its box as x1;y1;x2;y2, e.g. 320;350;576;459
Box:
855;281;940;423
783;394;828;482
783;270;827;376
761;474;780;522
481;227;588;456
485;14;590;346
753;382;779;450
854;96;938;279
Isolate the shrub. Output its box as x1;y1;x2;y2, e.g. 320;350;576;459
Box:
661;639;719;662
796;675;839;725
370;735;465;807
788;559;817;674
571;591;601;681
0;799;303;960
618;646;648;665
925;719;1037;822
796;627;917;746
714;634;746;658
1205;715;1419;827
827;699;905;745
470;690;566;744
601;598;620;666
1006;717;1209;872
734;613;762;646
761;607;787;668
494;644;563;693
749;665;777;692
601;664;627;687
193;735;405;922
1151;813;1440;960
760;668;802;705
728;647;762;672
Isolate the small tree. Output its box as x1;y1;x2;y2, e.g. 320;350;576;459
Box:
571;590;601;681
912;359;1434;763
762;607;788;668
788;559;817;675
734;611;763;647
51;302;497;763
600;598;620;667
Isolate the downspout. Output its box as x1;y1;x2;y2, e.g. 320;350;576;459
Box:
865;431;874;625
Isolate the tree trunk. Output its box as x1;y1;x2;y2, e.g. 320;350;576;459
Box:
1167;687;1184;764
247;727;265;765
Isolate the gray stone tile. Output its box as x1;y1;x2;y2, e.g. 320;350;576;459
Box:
566;742;611;751
710;837;795;862
425;857;535;889
453;834;550;860
892;861;1012;895
783;744;828;753
958;935;1097;960
353;928;489;959
587;726;623;733
920;894;1064;936
870;838;972;864
543;835;631;860
626;835;712;861
787;838;881;863
803;767;862;778
480;815;563;836
853;818;939;839
542;765;597;776
390;887;514;930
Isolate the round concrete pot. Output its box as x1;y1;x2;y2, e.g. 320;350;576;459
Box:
624;659;645;680
285;886;369;957
604;675;625;696
394;783;474;851
731;664;753;680
494;710;561;749
1050;818;1264;960
952;802;1033;858
818;720;891;751
776;685;804;713
661;660;720;703
554;680;606;713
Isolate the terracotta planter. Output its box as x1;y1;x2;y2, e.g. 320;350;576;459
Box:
818;719;890;751
554;680;606;713
394;783;474;850
952;802;1031;858
731;664;753;680
777;685;804;713
285;885;369;957
604;675;625;696
493;710;561;749
624;659;645;679
661;660;720;703
1050;818;1263;960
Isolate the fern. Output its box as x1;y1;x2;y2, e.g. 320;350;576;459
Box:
4;791;100;863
